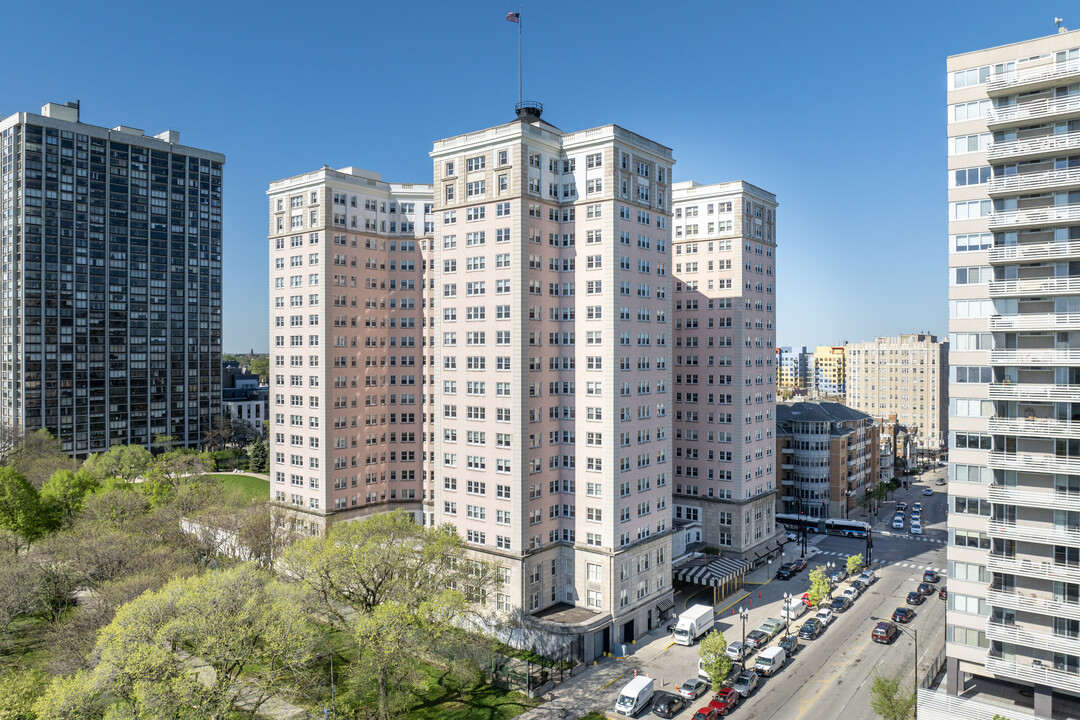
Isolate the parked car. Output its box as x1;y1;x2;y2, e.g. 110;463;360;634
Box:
708;688;740;716
892;607;915;623
731;670;759;698
798;618;823;640
917;582;935;596
830;596;852;613
872;621;900;644
725;641;750;663
939;586;948;600
759;618;785;640
847;580;865;597
906;591;925;605
785;530;799;542
910;522;923;535
830;568;848;583
678;678;709;701
781;598;808;620
814;608;835;626
858;569;877;585
652;692;687;719
692;707;719;720
923;570;940;583
775;562;796;580
777;635;800;655
892;515;905;529
923;488;934;496
935;478;946;486
790;558;808;572
745;630;769;650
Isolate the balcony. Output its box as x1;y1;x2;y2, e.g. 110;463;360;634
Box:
985;619;1080;656
988;239;1080;263
987;59;1080;94
989;348;1080;365
988;416;1080;439
987;451;1080;475
985;655;1080;695
985;588;1080;620
988;130;1080;163
987;484;1080;512
987;95;1080;128
988;204;1080;230
989;313;1080;332
986;553;1080;583
918;687;1040;720
988;276;1080;297
988;166;1080;196
989;382;1080;402
986;519;1080;547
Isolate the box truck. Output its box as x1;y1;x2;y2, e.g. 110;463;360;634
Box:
672;604;715;646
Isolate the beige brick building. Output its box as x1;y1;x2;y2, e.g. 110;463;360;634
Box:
844;333;948;451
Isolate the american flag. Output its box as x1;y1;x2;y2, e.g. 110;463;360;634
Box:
506;11;520;22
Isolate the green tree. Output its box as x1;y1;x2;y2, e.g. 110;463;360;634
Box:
284;512;497;720
846;553;864;576
40;470;100;527
203;416;233;452
807;565;831;607
870;673;916;720
698;630;732;689
8;429;78;489
247;437;269;474
0;668;49;720
142;449;209;506
0;467;49;553
80;444;152;484
33;564;317;720
248;355;269;383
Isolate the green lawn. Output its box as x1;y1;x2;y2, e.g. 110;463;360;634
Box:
406;664;540;720
209;473;270;503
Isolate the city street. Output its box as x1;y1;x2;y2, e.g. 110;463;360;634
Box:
569;470;950;720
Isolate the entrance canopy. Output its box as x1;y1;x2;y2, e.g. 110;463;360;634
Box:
673;556;751;588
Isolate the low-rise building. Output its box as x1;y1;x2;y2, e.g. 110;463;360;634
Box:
776;401;880;520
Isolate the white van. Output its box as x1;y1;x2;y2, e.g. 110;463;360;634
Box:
780;598;807;620
615;675;655;716
753;646;787;677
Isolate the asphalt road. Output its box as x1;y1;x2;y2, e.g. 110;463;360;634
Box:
628;470;949;720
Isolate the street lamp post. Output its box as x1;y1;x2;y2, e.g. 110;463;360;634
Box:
782;592;791;638
895;624;918;718
826;562;835;600
739;606;749;670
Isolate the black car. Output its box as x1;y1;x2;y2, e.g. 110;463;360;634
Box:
830;596;852;613
775;562;796;580
799;618;823;639
892;607;915;623
917;582;935;596
777;635;800;655
652;692;687;719
922;570;940;584
906;591;925;605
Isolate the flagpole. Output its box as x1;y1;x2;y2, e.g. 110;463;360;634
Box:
518;6;523;108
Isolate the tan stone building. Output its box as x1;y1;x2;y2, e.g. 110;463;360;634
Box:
844;333;948;451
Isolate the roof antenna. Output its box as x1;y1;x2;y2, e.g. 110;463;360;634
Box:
1056;17;1067;33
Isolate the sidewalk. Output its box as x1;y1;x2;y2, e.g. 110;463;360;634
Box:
512;655;629;720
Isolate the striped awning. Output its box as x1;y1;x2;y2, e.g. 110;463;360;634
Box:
673;556;752;588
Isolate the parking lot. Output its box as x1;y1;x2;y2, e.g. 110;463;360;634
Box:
556;471;949;720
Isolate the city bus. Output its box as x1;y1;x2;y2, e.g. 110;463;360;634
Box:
776;513;825;535
824;518;871;538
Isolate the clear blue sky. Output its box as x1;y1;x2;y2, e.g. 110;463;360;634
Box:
1;0;1069;352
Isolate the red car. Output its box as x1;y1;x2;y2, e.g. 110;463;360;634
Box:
790;558;808;572
709;688;740;716
692;707;720;720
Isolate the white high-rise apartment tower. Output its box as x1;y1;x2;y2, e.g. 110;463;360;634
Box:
934;28;1080;720
670;181;783;557
431;105;674;653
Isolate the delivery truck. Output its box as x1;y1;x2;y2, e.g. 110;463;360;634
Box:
672;604;715;646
